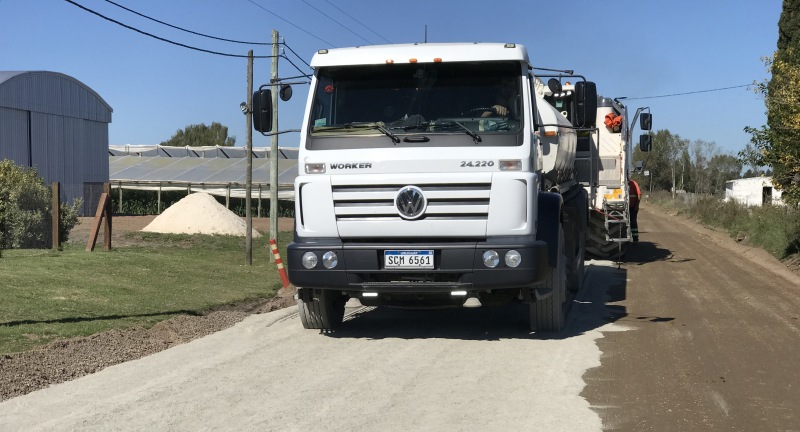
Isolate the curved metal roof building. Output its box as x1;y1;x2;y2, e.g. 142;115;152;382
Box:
0;71;112;215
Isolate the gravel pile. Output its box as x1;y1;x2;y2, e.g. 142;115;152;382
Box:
142;192;261;237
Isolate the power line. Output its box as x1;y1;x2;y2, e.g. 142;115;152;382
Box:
321;0;391;44
300;0;372;45
103;0;269;45
280;54;311;79
65;0;276;58
243;0;335;48
281;41;312;70
623;84;754;100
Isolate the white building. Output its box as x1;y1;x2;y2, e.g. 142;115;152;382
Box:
725;176;783;206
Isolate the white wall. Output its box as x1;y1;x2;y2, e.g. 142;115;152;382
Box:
725;177;783;206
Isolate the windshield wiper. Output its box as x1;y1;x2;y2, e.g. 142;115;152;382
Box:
433;120;482;143
314;122;400;143
375;124;401;144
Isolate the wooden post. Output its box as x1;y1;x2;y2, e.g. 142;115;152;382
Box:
51;182;60;250
270;29;280;263
158;183;162;214
103;182;112;251
86;182;112;252
245;50;254;266
118;183;123;214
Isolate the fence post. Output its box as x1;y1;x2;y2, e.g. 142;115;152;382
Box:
103;182;112;251
258;185;262;218
52;182;61;250
0;190;7;256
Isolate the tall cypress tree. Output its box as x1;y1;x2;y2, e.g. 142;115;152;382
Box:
746;0;800;204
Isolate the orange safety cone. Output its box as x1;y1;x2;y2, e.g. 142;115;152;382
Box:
269;239;290;288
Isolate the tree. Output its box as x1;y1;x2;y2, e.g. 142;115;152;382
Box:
161;122;236;147
708;154;742;195
738;142;768;176
744;0;800;205
632;129;688;195
0;160;81;249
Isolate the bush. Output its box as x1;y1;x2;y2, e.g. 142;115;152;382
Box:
654;191;800;260
0;160;81;249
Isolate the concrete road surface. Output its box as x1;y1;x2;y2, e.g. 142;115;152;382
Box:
1;263;624;431
2;206;799;431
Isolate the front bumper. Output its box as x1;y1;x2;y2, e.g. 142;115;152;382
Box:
287;238;549;293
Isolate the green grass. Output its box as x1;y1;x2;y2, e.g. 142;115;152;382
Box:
0;231;293;354
649;191;800;260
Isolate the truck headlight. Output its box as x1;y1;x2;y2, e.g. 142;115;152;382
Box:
504;250;522;268
482;250;500;268
322;251;338;269
301;252;318;269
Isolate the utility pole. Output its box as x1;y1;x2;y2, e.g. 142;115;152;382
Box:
245;50;254;265
269;29;279;262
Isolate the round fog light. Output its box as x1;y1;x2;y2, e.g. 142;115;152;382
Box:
322;251;338;269
482;250;500;268
505;250;522;268
301;252;318;269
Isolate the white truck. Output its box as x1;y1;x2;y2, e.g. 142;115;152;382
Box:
576;92;653;259
254;43;605;332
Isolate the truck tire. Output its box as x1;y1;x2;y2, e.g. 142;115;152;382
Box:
297;289;346;330
562;192;587;294
567;234;585;293
586;210;623;259
530;227;566;332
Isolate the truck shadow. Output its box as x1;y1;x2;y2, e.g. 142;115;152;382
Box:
622;241;694;265
326;262;635;341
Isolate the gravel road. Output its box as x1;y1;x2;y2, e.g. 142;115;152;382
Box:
0;260;625;431
2;208;799;431
582;206;800;431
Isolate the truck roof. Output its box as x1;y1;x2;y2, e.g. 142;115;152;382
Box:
310;43;529;67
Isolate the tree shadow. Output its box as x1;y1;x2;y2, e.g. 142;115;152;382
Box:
0;310;202;327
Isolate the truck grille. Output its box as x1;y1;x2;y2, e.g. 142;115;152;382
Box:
332;182;491;222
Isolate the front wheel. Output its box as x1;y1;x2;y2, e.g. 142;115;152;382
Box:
567;234;585;294
530;227;567;332
297;289;347;330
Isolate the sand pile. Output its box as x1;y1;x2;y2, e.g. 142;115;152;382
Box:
142;192;261;237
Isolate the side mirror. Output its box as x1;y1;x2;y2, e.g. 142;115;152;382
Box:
574;81;598;128
547;78;562;94
639;112;652;131
279;84;293;102
252;89;273;133
639;134;652;152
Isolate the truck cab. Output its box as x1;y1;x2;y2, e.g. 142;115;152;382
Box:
266;43;594;331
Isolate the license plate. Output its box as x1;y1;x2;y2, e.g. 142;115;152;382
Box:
384;250;434;269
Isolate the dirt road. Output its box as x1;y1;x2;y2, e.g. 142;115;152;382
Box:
1;207;798;431
583;206;800;431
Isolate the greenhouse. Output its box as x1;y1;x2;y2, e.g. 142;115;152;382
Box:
109;144;299;213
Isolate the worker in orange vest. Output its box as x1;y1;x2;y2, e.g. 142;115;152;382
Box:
628;179;641;243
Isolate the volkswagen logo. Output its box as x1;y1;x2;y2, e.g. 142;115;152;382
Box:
395;186;427;220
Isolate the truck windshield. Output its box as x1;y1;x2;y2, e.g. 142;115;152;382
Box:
309;61;522;138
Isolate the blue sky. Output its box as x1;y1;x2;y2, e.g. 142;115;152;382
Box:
0;0;783;156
